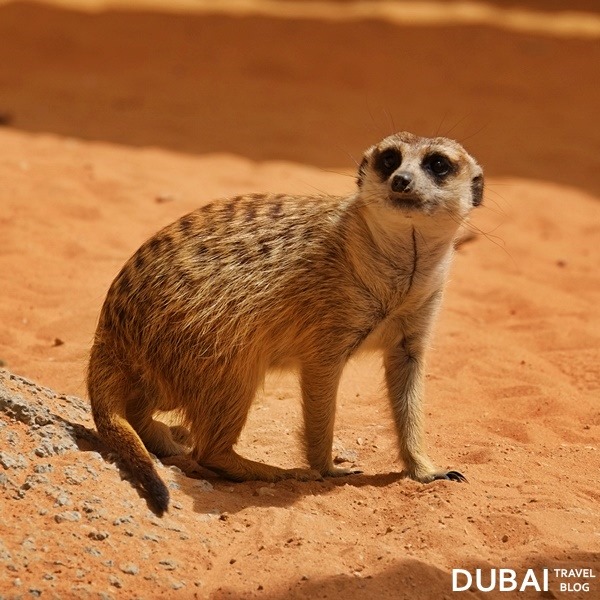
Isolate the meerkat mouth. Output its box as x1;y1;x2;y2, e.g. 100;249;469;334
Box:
389;193;425;211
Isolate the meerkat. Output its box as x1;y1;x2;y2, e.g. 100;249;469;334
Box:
87;131;483;514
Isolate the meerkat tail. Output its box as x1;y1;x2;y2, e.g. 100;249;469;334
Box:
99;409;169;514
90;391;169;515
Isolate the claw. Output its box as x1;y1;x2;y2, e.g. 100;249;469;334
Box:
435;470;468;483
323;467;363;478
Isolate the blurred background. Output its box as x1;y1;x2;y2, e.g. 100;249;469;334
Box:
1;0;599;193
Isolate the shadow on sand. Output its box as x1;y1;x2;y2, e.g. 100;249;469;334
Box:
0;1;599;195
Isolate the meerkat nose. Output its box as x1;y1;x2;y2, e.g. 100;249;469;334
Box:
391;172;413;193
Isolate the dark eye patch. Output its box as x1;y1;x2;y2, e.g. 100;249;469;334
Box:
374;148;402;181
471;174;484;206
423;153;456;180
357;156;368;188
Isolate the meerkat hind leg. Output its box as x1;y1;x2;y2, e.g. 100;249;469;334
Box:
160;453;207;478
169;424;192;446
186;367;323;483
128;410;187;458
202;448;322;483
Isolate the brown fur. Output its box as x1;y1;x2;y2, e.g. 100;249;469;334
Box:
87;132;483;514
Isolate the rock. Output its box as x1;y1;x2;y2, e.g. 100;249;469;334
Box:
54;492;71;507
33;463;54;474
120;563;139;575
159;559;178;571
64;466;86;485
54;511;81;523
0;451;28;470
194;479;214;492
21;474;50;491
0;380;54;426
333;448;359;464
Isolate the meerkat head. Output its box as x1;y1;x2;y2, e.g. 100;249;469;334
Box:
357;132;483;220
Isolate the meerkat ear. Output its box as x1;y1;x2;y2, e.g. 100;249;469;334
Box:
357;156;368;188
471;174;484;206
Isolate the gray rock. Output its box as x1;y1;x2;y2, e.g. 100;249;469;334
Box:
54;511;81;523
120;563;139;575
64;466;85;485
0;451;27;470
33;464;54;474
0;540;12;562
54;492;71;507
194;479;214;492
3;431;20;446
0;379;54;426
159;559;178;571
21;474;49;491
333;448;359;464
0;372;90;461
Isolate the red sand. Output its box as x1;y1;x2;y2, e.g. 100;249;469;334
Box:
0;2;598;598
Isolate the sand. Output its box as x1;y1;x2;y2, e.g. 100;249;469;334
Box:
0;1;598;598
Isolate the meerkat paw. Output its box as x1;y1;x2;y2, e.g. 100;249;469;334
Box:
432;470;468;483
202;451;324;483
321;466;363;477
139;419;188;458
161;454;205;477
169;425;192;446
279;468;323;482
403;466;467;483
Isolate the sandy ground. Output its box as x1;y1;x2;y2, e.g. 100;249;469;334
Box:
0;1;599;598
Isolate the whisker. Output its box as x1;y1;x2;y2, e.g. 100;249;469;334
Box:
319;168;357;179
434;111;448;138
366;96;387;138
443;114;470;138
383;107;397;136
457;122;490;144
481;184;513;215
479;198;508;218
331;145;361;169
442;207;517;266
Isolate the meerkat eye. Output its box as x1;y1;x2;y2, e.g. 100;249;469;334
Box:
374;148;402;180
425;153;454;178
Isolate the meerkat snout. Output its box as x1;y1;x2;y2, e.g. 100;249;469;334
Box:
88;130;482;514
391;172;413;193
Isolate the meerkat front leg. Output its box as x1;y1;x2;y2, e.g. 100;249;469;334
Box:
384;327;466;483
301;362;362;477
